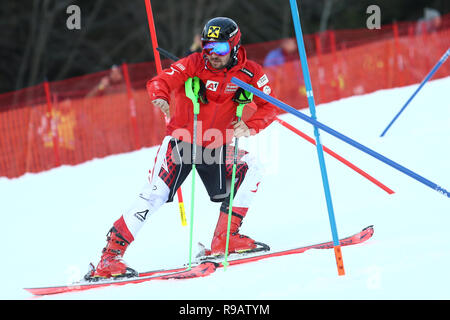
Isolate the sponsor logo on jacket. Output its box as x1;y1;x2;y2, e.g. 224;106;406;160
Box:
257;74;269;88
205;80;219;91
225;83;239;93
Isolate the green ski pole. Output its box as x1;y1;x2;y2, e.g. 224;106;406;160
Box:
223;90;253;270
185;77;201;270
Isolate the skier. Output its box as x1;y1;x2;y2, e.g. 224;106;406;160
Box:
91;17;278;278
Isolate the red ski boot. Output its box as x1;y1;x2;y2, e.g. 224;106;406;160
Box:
210;208;268;255
91;227;137;279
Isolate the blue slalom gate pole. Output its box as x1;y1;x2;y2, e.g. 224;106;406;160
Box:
380;48;450;137
289;0;345;275
231;77;450;199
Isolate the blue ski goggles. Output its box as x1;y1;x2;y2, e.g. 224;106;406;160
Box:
202;41;231;56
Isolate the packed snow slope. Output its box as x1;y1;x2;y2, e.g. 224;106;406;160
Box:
1;76;449;300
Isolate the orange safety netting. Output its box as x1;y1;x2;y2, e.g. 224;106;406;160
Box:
1;15;449;178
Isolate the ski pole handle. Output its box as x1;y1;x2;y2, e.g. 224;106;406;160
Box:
185;77;201;115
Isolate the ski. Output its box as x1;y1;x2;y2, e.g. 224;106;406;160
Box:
24;261;218;296
24;225;373;296
196;225;374;266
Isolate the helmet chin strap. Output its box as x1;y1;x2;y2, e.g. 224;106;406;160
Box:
224;48;238;69
225;42;240;69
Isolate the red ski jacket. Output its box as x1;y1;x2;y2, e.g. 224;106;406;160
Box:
146;47;278;148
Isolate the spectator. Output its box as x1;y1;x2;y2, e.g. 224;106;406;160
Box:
263;38;303;106
416;8;442;35
263;38;298;67
184;31;202;56
86;64;124;97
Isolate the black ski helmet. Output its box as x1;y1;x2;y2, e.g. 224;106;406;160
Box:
201;17;241;60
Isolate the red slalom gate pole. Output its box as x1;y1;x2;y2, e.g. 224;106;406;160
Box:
43;80;60;167
144;0;187;226
122;62;141;150
276;118;394;195
144;0;162;74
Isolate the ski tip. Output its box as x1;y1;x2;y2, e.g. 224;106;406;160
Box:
363;225;375;236
355;225;374;243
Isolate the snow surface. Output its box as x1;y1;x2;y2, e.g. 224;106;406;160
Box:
1;77;449;300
